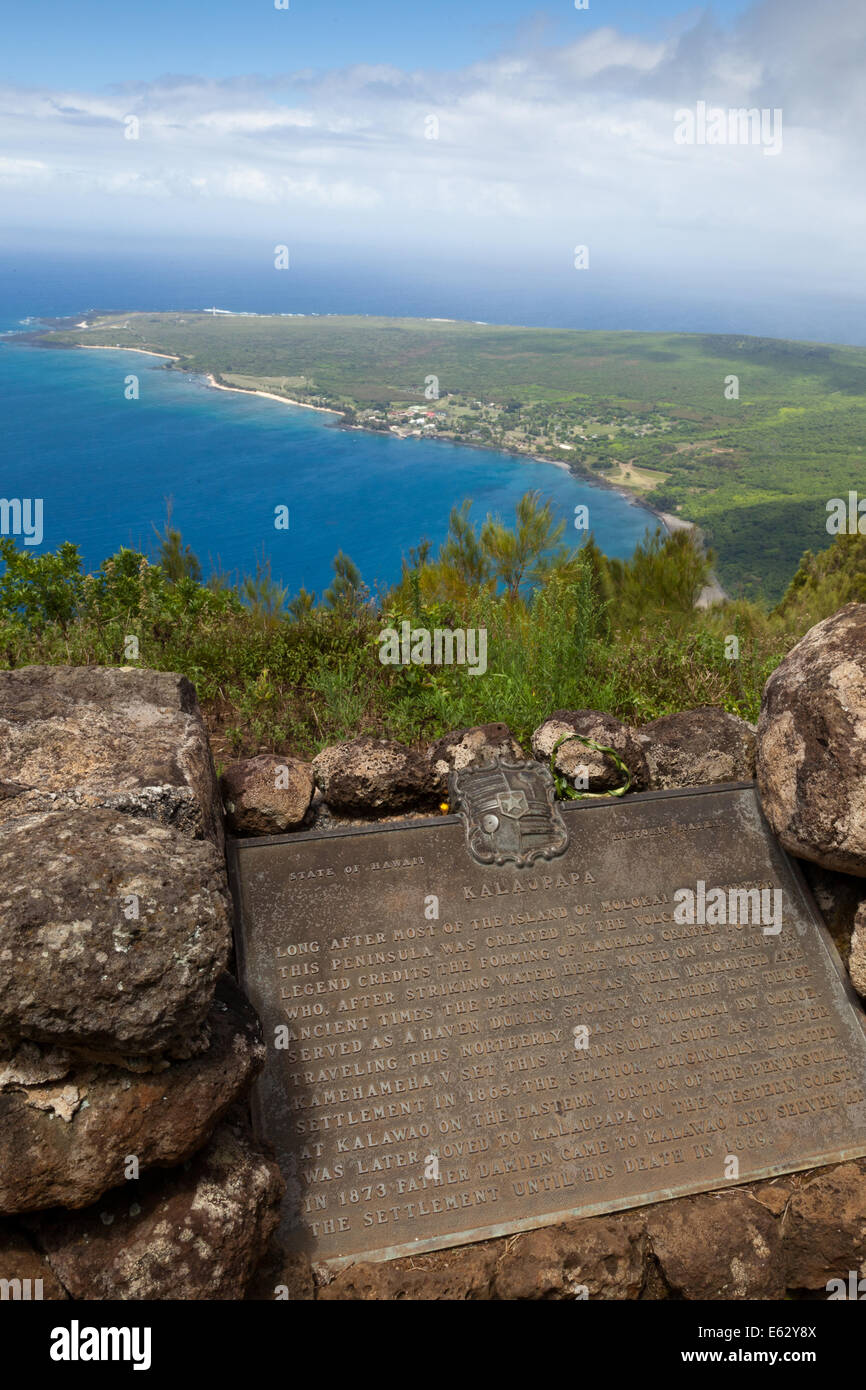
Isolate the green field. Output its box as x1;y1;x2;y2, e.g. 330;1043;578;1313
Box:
33;313;866;602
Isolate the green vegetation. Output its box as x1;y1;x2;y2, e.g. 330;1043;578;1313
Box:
3;493;862;767
32;313;866;602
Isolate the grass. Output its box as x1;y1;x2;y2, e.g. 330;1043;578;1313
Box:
4;510;861;767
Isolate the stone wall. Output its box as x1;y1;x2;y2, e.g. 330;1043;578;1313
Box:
0;667;282;1299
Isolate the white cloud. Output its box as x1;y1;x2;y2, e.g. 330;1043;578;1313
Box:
0;156;47;180
0;0;863;290
188;108;315;135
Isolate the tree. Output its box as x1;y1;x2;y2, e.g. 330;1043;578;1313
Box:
439;501;490;590
480;490;566;600
152;500;201;584
614;527;710;619
205;555;234;593
325;551;367;614
0;538;84;630
241;548;287;619
405;539;432;574
288;587;318;620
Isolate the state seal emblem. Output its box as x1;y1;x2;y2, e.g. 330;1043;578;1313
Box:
448;758;569;868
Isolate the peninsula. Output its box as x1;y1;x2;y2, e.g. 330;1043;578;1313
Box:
28;312;866;601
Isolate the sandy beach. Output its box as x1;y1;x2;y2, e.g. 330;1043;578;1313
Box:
530;455;572;474
205;374;340;417
658;510;694;534
78;344;180;362
76;345;338;413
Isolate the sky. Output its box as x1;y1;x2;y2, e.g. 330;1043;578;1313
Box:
1;0;864;334
3;1;757;84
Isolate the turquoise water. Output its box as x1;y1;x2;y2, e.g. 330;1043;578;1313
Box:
0;322;657;597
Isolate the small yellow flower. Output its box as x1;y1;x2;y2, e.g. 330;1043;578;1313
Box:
439;801;450;814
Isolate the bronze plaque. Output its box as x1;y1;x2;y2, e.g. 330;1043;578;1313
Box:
228;781;866;1267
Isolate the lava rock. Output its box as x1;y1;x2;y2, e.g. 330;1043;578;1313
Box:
0;1223;68;1299
319;1242;499;1301
0;665;223;847
0;976;265;1214
756;604;866;875
312;738;435;814
645;1191;784;1299
25;1120;284;1300
848;901;866;997
492;1214;647;1300
638;707;755;789
426;723;526;797
781;1159;866;1290
220;755;314;836
800;860;864;966
0;808;231;1055
531;710;648;793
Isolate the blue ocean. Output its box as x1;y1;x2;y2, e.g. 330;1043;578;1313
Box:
0;252;660;597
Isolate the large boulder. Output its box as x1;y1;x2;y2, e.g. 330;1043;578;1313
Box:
426;723;526;797
0;666;223;848
0;976;265;1213
638;707;755;789
0;808;231;1056
531;710;649;793
24;1120;284;1300
220;755;314;837
757;604;866;875
312;738;434;815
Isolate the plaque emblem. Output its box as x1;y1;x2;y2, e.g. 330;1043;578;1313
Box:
449;758;569;867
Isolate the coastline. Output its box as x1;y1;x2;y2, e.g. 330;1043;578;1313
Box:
203;374;665;543
30;324;668;553
200;372;660;518
204;373;340;417
658;509;693;535
43;326;660;522
25;329;656;513
529;455;572;475
77;344;181;362
8;319;725;600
